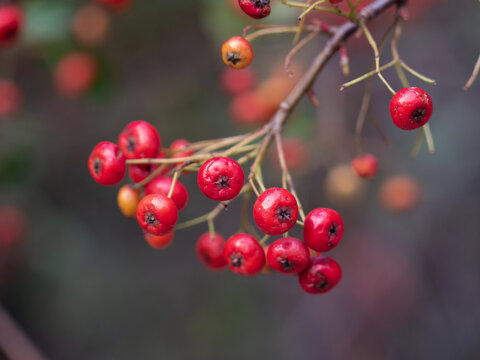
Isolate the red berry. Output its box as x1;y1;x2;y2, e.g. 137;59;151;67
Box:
303;208;344;252
197;157;244;201
144;231;174;250
390;87;433;130
128;151;169;183
0;5;23;47
195;232;227;270
0;80;22;117
329;0;344;3
220;68;257;96
238;0;271;19
144;176;189;211
118;120;161;159
298;256;342;294
88;141;126;185
0;206;25;249
221;36;254;70
170;139;194;158
136;194;178;235
223;233;265;276
96;0;132;11
253;188;299;236
351;153;378;179
54;52;97;97
266;237;310;274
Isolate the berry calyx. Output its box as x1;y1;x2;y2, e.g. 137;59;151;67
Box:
223;233;265;276
197;157;244;201
145;231;174;250
238;0;271;19
136;194;178;235
390;87;433;130
88;141;126;185
221;36;254;70
298;256;342;294
266;237;310;274
118;120;161;159
0;5;23;47
351;153;379;179
195;232;227;270
303;208;344;252
117;184;140;218
253;187;299;236
144;176;189;211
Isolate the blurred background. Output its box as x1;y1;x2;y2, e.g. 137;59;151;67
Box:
1;0;479;359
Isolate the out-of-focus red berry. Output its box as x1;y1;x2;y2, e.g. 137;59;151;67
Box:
72;4;110;47
195;232;227;270
0;80;21;117
54;52;97;97
0;5;23;47
378;175;422;213
351;153;379;179
220;68;257;96
145;231;174;250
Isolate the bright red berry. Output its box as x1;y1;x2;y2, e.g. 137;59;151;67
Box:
197;157;244;201
88;141;126;185
298;256;342;294
0;5;23;47
223;233;265;276
351;153;378;179
390;87;433;130
253;188;299;236
195;232;227;270
54;52;97;97
170;139;194;158
128;151;168;183
144;176;189;211
238;0;271;19
304;208;344;252
220;68;257;96
136;194;178;235
266;237;310;274
222;36;254;70
118;120;161;159
144;231;174;250
0;80;22;117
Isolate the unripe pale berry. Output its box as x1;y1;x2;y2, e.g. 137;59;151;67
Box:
117;184;140;218
222;36;254;70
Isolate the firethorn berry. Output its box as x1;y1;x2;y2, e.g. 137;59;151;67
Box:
378;175;422;213
223;233;265;276
170;139;194;158
54;52;97;97
253;188;299;236
88;141;126;186
118;120;161;159
229;90;275;126
72;4;110;47
195;232;227;270
144;176;189;211
220;68;256;96
0;206;25;248
96;0;132;11
136;194;178;235
197;157;244;201
390;87;433;130
0;80;22;117
117;184;140;218
0;5;23;47
298;256;342;294
222;36;254;70
144;231;174;250
128;151;168;183
266;237;310;275
238;0;271;19
351;153;379;179
304;208;344;252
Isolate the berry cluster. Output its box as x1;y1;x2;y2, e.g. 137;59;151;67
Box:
88;120;345;294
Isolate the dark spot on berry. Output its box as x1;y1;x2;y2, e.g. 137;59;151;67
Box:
2;25;18;39
214;175;230;189
411;107;426;122
226;52;241;65
275;207;291;223
278;257;295;272
202;253;211;264
145;212;159;226
230;252;244;267
127;136;136;153
315;272;329;290
93;157;102;175
252;0;270;7
327;223;338;247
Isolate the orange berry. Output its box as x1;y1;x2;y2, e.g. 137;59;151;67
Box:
378;175;422;213
117;184;140;218
144;231;174;250
221;36;254;70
